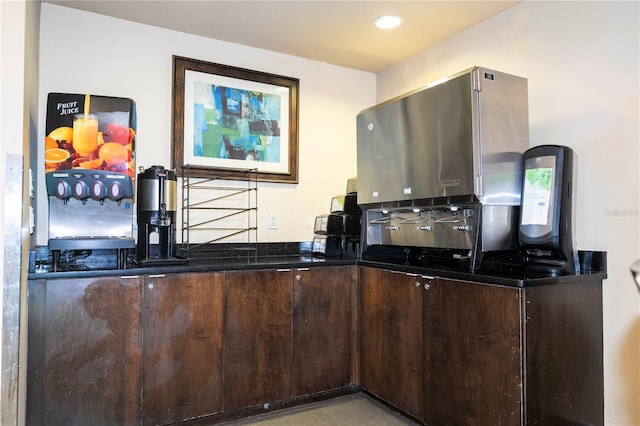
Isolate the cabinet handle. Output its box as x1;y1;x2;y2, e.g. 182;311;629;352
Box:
296;275;302;281
296;268;310;271
148;274;165;278
415;281;421;288
277;269;291;272
424;283;431;290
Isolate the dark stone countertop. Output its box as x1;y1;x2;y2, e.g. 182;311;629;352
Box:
358;258;607;288
28;254;354;280
28;247;607;288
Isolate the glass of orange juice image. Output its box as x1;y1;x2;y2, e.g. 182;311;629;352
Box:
72;114;98;156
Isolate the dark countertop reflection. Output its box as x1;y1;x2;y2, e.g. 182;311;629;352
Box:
28;244;607;288
29;253;355;280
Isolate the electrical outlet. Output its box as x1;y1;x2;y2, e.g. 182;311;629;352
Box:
268;212;278;230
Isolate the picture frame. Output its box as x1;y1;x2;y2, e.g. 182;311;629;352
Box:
172;55;299;183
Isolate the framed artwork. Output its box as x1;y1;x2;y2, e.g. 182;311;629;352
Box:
172;55;299;183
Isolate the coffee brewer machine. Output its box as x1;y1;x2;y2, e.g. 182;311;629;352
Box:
45;93;136;269
136;165;187;265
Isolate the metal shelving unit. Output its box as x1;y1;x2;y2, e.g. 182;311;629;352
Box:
181;166;258;260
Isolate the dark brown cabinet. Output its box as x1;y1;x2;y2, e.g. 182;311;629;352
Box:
359;266;604;426
27;263;603;425
223;268;293;411
292;266;356;396
28;265;356;425
524;281;604;424
423;278;522;425
359;267;424;420
222;265;357;411
141;272;223;425
27;276;143;426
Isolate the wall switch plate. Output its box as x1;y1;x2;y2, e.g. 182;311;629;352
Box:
268;212;278;230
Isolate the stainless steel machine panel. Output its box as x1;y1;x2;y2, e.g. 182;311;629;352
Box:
357;72;474;205
365;206;478;251
48;198;134;239
363;203;519;269
357;66;528;207
476;69;529;205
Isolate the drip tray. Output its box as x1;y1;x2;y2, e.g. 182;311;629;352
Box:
47;237;135;271
48;237;136;250
134;257;189;267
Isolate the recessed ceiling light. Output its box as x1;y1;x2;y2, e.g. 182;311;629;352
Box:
374;15;404;30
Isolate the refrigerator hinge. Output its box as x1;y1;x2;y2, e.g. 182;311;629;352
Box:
475;175;484;197
472;67;481;92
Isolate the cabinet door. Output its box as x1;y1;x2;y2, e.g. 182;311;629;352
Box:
142;272;223;425
524;280;604;425
27;276;142;426
423;278;522;426
359;267;424;420
223;269;293;411
292;265;355;396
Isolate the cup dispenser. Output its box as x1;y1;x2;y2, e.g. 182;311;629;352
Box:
519;144;578;274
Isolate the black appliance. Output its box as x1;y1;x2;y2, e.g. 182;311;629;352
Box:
136;165;187;266
312;181;362;258
312;235;344;257
314;213;361;236
330;193;361;215
519;145;578;274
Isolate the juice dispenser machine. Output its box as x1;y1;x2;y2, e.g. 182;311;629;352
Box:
44;93;136;268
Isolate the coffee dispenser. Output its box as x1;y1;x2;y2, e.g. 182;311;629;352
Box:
136;165;187;265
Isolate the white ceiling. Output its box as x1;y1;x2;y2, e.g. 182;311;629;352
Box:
44;0;520;73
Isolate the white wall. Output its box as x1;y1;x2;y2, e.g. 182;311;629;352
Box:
38;3;376;245
378;2;640;424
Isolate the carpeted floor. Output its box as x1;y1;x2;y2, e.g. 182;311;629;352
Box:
219;393;419;425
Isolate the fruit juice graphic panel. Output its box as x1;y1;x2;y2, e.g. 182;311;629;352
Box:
44;93;136;182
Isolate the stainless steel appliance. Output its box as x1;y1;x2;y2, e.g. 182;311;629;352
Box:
45;93;136;268
136;165;187;265
357;66;529;270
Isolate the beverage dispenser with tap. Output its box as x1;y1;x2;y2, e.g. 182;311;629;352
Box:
44;93;136;268
357;67;529;271
135;165;187;266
